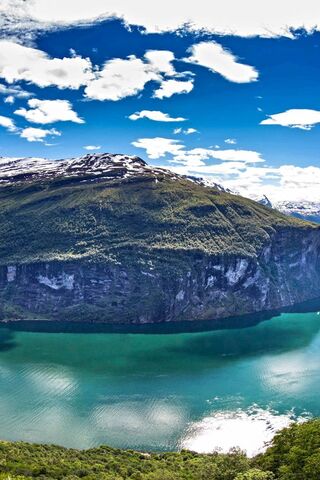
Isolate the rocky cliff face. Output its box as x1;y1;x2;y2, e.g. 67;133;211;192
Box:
0;153;319;324
1;228;319;324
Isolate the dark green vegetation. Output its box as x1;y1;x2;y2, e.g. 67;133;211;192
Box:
0;172;312;266
0;420;318;479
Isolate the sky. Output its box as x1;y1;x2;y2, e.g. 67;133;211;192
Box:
0;1;320;202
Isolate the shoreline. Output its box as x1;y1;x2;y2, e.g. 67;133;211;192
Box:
1;295;320;334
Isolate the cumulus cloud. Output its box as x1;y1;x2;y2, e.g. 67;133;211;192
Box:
0;40;93;89
129;110;186;122
20;127;61;142
132;136;309;200
0;42;192;103
0;114;17;132
84;55;160;101
84;145;101;150
132;137;184;159
135;137;320;202
273;165;320;200
165;155;320;203
144;50;176;75
185;42;258;83
0;83;32;100
153;79;194;99
133;136;263;165
3;0;320;38
214;164;320;203
14;99;84;124
225;138;237;144
260;109;320;130
84;50;193;101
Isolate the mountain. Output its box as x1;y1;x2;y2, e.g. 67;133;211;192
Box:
255;195;273;208
274;200;320;223
0;153;320;325
245;192;320;224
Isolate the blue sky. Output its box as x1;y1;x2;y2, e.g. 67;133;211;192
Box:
0;1;320;201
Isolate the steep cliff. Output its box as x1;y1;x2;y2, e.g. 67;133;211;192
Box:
0;153;319;324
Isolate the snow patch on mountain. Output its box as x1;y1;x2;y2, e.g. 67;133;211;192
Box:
0;153;180;185
0;153;229;193
274;201;320;223
243;190;320;223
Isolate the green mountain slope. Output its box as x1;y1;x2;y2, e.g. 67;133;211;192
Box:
0;162;312;265
0;154;319;324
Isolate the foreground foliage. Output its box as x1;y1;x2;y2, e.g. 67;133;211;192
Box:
0;420;318;479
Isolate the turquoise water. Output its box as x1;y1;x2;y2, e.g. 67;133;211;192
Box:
0;310;320;454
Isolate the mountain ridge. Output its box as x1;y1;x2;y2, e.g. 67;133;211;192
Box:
0;153;319;324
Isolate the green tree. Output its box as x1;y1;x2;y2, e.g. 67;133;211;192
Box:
235;468;274;480
257;419;320;480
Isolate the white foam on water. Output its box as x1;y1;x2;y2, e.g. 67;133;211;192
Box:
181;406;307;457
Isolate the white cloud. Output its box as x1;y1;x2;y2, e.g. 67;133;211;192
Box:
273;165;320;201
165;158;320;203
84;50;192;101
173;148;263;165
225;138;237;144
132;134;320;203
218;164;320;203
14;99;84;124
3;0;320;38
0;40;93;89
184;128;198;135
129;110;186;122
0;83;32;99
84;55;160;101
132;137;184;159
0;115;17;132
0;43;192;103
84;145;101;150
153;79;194;99
144;50;176;75
260;109;320;130
161;150;320;203
133;136;263;165
174;127;198;135
20;127;61;142
4;95;15;104
185;41;258;83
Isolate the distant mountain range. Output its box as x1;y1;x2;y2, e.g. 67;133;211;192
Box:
252;195;320;224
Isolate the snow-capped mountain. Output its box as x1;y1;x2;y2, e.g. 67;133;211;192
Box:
0;154;229;193
2;154;318;223
273;201;320;223
245;191;320;223
220;187;320;224
248;194;273;208
185;175;232;193
0;153;181;185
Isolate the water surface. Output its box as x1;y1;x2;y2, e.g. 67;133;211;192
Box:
0;309;319;455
